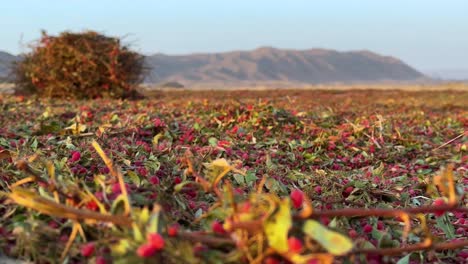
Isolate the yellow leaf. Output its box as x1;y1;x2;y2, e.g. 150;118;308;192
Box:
205;158;232;187
288;253;333;264
152;133;164;146
6;187;131;226
64;123;87;135
139;207;150;224
264;198;291;253
303;220;353;256
111;239;130;255
211;158;230;168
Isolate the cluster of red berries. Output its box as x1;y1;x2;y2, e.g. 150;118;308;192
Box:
136;233;165;258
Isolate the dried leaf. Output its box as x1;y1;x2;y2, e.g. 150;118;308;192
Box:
302;220;353;256
264;198;291;253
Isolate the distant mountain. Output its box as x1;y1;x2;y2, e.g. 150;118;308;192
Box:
1;48;426;84
0;51;18;81
145;47;425;84
424;69;468;81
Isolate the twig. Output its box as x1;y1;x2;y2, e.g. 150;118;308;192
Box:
432;132;465;151
351;239;468;256
178;231;235;246
301;204;468;219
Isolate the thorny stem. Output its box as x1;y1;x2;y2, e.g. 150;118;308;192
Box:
178;231;235;246
350;239;468;256
300;204;468;219
14;160;75;199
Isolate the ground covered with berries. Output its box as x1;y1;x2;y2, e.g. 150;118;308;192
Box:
0;89;467;263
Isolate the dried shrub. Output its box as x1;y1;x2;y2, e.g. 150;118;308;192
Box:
14;30;146;99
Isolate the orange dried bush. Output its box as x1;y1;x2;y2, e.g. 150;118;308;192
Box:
14;30;146;99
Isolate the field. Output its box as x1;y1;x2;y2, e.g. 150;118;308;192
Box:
0;89;467;263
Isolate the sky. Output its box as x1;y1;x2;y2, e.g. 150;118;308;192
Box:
1;0;467;72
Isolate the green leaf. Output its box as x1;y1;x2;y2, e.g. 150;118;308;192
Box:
264;198;291;253
233;174;245;185
111;194;127;215
396;253;412;264
303;220;353;256
132;223;144;242
244;171;257;186
208;137;218;146
147;207;162;234
436;214;455;239
127;171;141;187
30;137;38;151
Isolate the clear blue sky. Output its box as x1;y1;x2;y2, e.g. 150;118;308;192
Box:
1;0;467;71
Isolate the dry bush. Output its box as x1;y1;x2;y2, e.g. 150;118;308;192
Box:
14;30;146;99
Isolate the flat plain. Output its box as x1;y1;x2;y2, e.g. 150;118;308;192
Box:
0;88;467;263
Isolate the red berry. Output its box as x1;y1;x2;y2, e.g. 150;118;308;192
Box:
70;151;81;162
188;200;196;209
149;176;160;185
96;256;107;264
377;221;385;230
290;189;304;209
343;186;354;197
167;224;179;237
456;227;465;235
363;224;373;233
320;216;330;226
212;221;226;235
458;250;468;259
111;183;121;194
48;220;59;229
348;229;358;239
137;243;156;258
433;198;446;217
239;202;252;213
174;177;182;184
314;186;322;195
86;200;99;211
263;257;281;264
288;237;303;253
80;242;95;257
147;233;165;250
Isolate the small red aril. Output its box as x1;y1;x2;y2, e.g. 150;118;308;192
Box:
173;177;182;184
70;151;81;162
212;221;227;235
149;176;160;185
263;257;281;264
290;189;304;209
343;186;354;197
433;198;446;217
348;229;358;239
80;242;95;257
147;233;165;250
167;224;179;237
363;224;373;233
288;237;303;253
95;256;107;264
136;243;156;258
314;186;322;195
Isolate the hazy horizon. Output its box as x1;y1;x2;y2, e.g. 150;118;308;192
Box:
1;0;468;73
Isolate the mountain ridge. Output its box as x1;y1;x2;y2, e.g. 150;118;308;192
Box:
0;47;426;84
144;47;425;84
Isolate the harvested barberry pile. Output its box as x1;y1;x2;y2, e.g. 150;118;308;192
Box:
0;89;467;263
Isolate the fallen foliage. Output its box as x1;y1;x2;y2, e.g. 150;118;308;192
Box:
0;89;467;263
